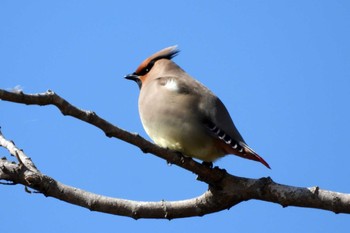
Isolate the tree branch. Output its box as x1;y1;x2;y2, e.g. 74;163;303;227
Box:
1;88;349;217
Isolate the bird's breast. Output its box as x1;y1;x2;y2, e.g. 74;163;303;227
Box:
138;84;225;161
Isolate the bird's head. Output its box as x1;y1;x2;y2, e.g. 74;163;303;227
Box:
124;45;179;89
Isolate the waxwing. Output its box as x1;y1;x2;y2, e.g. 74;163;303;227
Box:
125;46;270;168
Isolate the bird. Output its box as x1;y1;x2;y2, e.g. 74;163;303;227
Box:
125;46;270;169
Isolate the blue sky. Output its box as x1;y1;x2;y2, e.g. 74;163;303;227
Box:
1;1;349;232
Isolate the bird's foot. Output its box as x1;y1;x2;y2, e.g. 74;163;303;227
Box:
201;161;213;169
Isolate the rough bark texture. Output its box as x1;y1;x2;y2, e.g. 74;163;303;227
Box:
1;89;349;218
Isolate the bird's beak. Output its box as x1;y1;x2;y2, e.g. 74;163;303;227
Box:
124;74;142;89
124;73;139;82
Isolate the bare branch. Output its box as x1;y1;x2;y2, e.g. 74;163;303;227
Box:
1;89;350;217
0;89;220;185
0;130;240;219
0;130;39;172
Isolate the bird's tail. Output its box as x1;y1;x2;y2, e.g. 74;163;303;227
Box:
238;142;271;169
205;121;270;169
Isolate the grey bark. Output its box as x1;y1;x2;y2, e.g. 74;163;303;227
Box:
0;89;349;218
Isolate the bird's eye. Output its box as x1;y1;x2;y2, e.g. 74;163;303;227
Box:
137;61;155;76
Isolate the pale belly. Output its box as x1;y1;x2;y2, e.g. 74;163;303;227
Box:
141;115;225;162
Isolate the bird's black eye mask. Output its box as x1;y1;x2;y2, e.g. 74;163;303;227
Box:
134;49;179;76
135;60;155;76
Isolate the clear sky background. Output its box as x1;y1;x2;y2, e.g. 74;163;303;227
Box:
1;1;349;232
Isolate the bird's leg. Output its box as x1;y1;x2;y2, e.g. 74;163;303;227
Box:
166;150;190;166
201;161;213;169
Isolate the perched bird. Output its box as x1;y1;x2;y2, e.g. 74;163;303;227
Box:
125;46;270;169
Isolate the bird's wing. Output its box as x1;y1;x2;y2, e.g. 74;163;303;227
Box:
154;75;270;168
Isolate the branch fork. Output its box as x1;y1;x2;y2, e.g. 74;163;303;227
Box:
1;88;349;218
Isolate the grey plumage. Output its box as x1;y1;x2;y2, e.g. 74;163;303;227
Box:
125;46;270;168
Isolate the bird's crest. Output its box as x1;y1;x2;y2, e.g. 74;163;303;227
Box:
134;46;179;76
